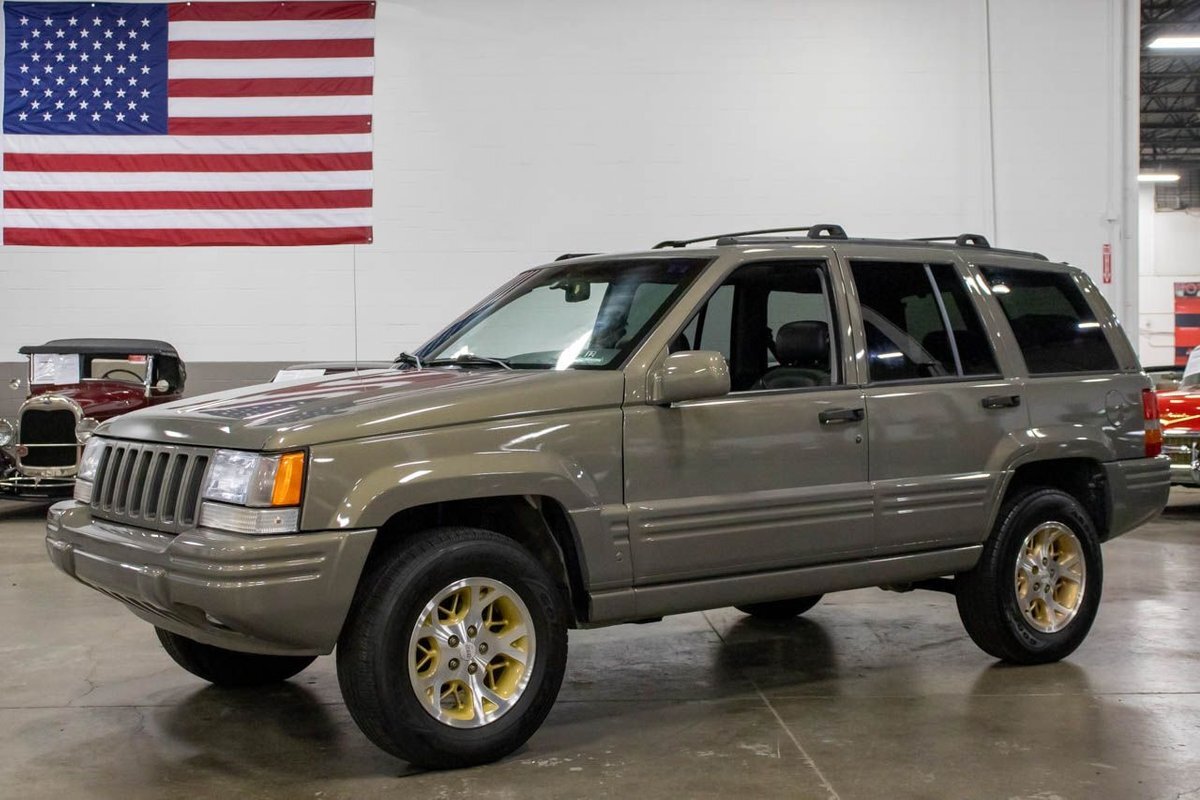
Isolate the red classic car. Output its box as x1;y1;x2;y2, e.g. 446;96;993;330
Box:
1158;349;1200;487
0;339;185;500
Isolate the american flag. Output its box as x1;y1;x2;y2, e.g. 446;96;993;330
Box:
1;1;374;246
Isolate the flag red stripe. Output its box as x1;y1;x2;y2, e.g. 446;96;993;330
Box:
168;38;374;59
4;226;373;247
168;115;371;135
5;152;373;173
5;190;373;211
168;1;375;22
168;77;373;97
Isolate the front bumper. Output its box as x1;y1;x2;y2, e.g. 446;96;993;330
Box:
1102;456;1171;540
1162;432;1200;486
45;501;376;656
0;473;74;501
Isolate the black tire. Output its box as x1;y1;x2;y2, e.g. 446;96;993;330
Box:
336;527;569;769
155;628;316;687
955;488;1103;665
736;595;823;620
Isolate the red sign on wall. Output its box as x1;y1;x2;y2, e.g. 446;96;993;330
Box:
1102;243;1112;284
1174;282;1200;365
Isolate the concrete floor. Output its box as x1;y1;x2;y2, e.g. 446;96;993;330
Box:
1;496;1198;800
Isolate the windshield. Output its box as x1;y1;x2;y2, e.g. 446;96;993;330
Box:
420;258;710;369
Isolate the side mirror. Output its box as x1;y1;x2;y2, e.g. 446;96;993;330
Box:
649;351;731;405
155;379;171;393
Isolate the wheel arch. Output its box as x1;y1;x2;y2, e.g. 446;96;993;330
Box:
365;494;592;626
993;458;1110;540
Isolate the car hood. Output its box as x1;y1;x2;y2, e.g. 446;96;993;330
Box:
98;367;626;450
1159;389;1200;432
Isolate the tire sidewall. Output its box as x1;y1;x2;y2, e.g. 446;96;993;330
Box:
365;536;567;760
995;491;1103;659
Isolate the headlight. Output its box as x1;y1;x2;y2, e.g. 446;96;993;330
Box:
201;449;306;508
0;419;13;448
77;438;105;482
76;417;100;444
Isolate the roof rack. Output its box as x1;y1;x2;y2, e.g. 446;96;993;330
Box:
910;233;992;248
653;224;848;249
649;226;1048;261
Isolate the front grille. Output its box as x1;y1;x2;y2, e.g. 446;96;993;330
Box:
18;408;78;467
90;441;211;534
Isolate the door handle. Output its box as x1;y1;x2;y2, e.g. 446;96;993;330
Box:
981;394;1021;409
819;407;865;425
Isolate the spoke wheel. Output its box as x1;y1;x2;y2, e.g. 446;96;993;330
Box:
1013;522;1087;634
956;487;1103;665
408;577;537;729
337;526;568;769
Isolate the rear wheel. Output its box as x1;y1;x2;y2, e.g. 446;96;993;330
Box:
155;628;315;687
736;595;823;620
337;527;568;769
955;488;1101;664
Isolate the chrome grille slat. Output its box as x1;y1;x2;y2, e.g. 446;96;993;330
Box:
128;449;153;519
144;452;169;520
89;441;211;535
113;445;139;514
101;447;125;509
159;454;185;524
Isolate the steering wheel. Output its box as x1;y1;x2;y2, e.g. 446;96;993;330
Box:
100;368;144;382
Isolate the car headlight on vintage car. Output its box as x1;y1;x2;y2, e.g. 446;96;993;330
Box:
0;419;13;448
75;417;99;444
73;437;107;503
198;449;306;534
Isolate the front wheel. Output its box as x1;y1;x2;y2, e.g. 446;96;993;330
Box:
337;527;569;769
955;488;1102;665
155;628;316;686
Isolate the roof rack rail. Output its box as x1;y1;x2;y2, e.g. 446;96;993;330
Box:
653;223;848;249
910;233;992;248
555;252;597;261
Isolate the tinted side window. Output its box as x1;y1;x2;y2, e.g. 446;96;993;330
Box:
680;261;836;391
979;266;1118;374
850;261;999;382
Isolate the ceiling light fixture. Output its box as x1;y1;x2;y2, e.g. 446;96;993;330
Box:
1138;173;1181;183
1147;36;1200;49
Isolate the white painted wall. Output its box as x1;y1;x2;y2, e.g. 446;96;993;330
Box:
1137;184;1200;365
0;0;1139;364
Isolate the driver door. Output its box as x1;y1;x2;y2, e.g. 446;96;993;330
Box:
622;258;873;585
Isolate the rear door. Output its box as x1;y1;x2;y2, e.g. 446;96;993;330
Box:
842;249;1030;554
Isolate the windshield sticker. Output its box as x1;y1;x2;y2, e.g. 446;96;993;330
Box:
31;354;81;386
572;350;614;365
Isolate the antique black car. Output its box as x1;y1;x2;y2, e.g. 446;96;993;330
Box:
0;339;185;499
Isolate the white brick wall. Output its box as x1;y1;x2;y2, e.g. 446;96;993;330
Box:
0;0;1138;364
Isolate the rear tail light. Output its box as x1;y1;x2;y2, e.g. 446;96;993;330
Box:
1143;388;1163;458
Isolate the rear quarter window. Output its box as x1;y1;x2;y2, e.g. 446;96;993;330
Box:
979;266;1118;374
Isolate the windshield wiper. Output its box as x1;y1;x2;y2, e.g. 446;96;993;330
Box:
425;354;513;370
393;351;424;369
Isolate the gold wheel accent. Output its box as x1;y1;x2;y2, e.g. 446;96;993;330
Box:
407;577;536;729
1013;521;1087;634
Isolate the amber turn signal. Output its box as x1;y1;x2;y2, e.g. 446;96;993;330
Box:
1143;389;1163;459
271;451;306;506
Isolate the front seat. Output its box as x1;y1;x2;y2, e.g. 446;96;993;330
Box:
753;321;831;390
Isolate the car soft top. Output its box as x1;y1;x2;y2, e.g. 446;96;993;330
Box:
18;339;181;359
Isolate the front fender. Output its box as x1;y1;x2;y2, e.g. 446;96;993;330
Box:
318;449;604;530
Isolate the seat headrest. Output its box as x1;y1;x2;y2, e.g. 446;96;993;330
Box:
776;321;829;365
